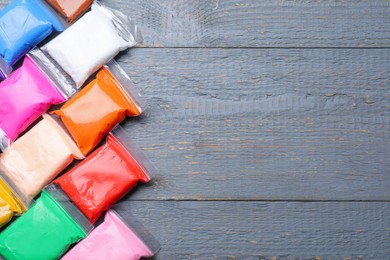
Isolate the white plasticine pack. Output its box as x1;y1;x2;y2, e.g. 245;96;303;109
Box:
43;3;138;87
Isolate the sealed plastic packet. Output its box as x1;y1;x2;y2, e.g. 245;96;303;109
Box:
42;3;141;87
0;177;25;228
62;209;160;259
0;185;92;259
0;197;12;227
0;47;76;151
51;59;143;155
46;0;93;24
0;114;84;209
0;0;66;79
54;125;155;223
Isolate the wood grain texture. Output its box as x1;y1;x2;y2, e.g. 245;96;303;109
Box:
100;0;390;47
1;0;387;47
116;48;390;201
114;201;390;259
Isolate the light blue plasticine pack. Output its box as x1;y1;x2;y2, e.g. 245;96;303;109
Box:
0;0;66;79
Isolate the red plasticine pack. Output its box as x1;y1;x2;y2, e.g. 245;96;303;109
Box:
54;125;154;223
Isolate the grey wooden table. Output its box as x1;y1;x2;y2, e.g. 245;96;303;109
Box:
3;0;390;259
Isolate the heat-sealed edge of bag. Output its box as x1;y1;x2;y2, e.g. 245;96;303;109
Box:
37;0;68;31
28;47;76;99
0;128;10;152
45;184;93;235
0;174;29;212
92;3;142;46
110;209;161;255
110;125;156;180
105;59;144;113
0;56;12;81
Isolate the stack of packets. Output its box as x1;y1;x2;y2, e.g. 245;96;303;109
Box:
0;0;161;259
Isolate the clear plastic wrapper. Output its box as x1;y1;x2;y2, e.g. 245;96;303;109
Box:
0;0;66;80
0;114;84;208
0;57;12;81
110;125;157;177
106;59;144;110
28;47;76;98
43;3;141;87
0;49;76;151
62;209;160;259
54;125;155;223
0;185;92;259
51;60;143;155
46;0;93;24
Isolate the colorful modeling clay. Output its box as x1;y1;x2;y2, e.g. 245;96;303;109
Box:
52;60;143;155
0;185;91;259
46;0;93;24
62;210;160;259
0;114;84;207
0;0;65;79
0;197;12;227
0;48;75;151
0;177;25;228
54;125;153;223
43;3;141;87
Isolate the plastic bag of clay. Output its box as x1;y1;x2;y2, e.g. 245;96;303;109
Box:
0;114;84;208
46;0;93;24
51;59;143;155
0;185;92;259
62;209;160;259
0;0;66;80
54;125;155;223
42;3;141;87
0;47;76;151
0;176;25;228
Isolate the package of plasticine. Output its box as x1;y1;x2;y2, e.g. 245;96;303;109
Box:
54;125;155;223
0;197;12;228
0;47;76;151
0;176;25;228
42;2;141;87
0;185;92;259
46;0;93;24
62;209;160;259
0;114;84;212
51;59;144;155
0;0;66;80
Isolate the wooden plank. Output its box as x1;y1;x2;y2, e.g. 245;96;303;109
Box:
103;0;390;47
114;201;390;259
0;0;388;47
116;48;390;201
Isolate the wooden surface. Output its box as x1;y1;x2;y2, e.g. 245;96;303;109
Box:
114;0;389;258
119;48;390;201
2;0;390;258
114;202;390;259
109;0;390;47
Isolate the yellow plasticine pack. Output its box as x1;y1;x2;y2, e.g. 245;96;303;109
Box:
0;177;25;227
